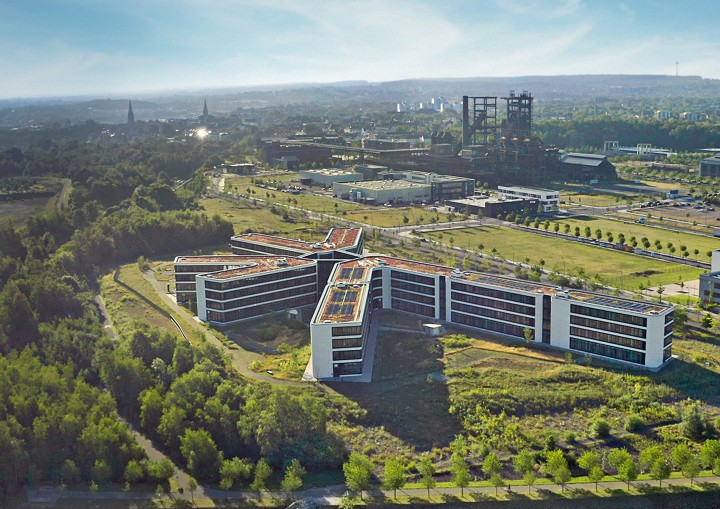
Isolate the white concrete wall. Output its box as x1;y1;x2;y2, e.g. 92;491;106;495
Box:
712;250;720;272
549;297;571;350
645;313;670;368
310;323;334;379
196;277;208;322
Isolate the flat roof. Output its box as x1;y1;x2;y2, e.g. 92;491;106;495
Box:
498;185;558;194
302;168;360;175
175;255;254;264
563;291;672;315
314;254;670;325
232;228;362;254
335;180;430;190
198;256;316;280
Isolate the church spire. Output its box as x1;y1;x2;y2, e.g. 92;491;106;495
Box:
202;99;209;120
127;100;135;126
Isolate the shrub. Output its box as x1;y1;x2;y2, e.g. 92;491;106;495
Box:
592;418;611;438
624;414;644;433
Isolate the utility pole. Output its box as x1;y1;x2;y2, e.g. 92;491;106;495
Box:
676;61;679;77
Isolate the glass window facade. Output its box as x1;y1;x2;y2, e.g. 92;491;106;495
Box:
569;337;645;365
570;326;646;350
570;304;647;327
570;315;646;338
451;281;536;305
450;312;525;338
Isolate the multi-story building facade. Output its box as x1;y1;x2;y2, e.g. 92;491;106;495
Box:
310;256;673;379
175;227;674;380
498;185;560;212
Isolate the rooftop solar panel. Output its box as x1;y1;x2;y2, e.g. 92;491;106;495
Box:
340;267;353;278
586;296;653;313
352;267;365;279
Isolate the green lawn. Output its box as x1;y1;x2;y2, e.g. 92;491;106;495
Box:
547;217;719;259
424;225;703;290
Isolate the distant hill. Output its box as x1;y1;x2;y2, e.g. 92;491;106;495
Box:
2;74;719;127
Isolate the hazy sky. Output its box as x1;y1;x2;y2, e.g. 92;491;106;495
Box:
1;0;718;99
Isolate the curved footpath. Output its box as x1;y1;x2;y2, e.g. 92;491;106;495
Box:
141;269;305;387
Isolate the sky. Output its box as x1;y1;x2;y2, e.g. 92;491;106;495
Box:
1;0;719;99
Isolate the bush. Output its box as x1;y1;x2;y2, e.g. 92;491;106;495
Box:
592;418;611;438
624;414;645;433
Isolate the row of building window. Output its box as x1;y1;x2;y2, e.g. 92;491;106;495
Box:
231;241;304;257
450;311;525;338
390;279;435;295
332;337;364;349
206;294;316;323
205;275;317;300
390;270;435;287
334;362;363;376
569;326;646;351
569;337;645;365
204;266;316;291
332;325;363;337
391;289;435;306
333;349;363;361
176;283;197;292
570;315;647;339
175;273;198;282
664;323;674;336
664;333;673;347
391;299;435;317
451;302;535;327
570;304;647;327
665;311;674;324
205;285;316;310
451;291;535;316
663;346;673;362
451;282;536;306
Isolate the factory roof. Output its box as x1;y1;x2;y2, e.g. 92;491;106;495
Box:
334;180;430;190
560;153;609;167
498;185;558;194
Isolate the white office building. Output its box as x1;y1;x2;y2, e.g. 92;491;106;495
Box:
498;186;560;212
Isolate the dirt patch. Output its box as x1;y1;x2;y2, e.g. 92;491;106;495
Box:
632;270;662;277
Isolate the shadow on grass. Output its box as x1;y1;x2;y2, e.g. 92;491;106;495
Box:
654;359;720;404
536;488;562;499
469;492;493;502
697;481;720;490
636;483;663;495
327;326;461;450
567;487;595;498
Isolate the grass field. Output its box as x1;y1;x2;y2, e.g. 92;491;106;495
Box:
547;217;719;259
326;308;720;475
199;196;327;236
100;264;191;338
423;225;703;290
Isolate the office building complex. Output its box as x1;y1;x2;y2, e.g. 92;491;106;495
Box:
175;228;674;381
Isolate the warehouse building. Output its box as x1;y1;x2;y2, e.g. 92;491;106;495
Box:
333;180;432;205
298;168;364;187
446;195;540;217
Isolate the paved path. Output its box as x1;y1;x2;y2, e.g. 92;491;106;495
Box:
28;474;720;506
